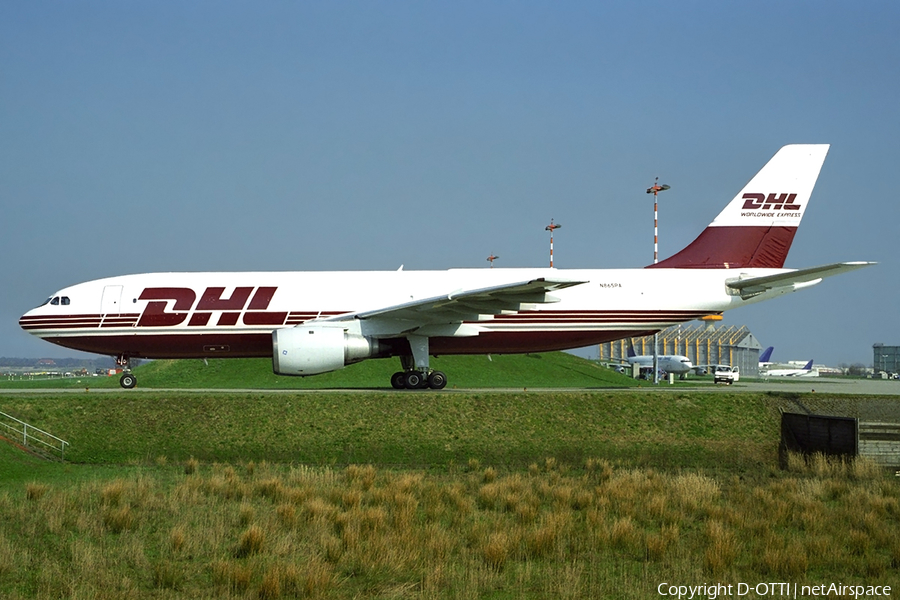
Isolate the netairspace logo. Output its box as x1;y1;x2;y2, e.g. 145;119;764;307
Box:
657;582;892;599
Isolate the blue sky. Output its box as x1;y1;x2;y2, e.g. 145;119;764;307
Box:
1;1;897;367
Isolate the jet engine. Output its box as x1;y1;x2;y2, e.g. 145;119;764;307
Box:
272;325;380;376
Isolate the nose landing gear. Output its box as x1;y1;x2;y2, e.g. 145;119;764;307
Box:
116;355;137;389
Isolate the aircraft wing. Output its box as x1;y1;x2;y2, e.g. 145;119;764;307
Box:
726;261;874;299
321;277;588;331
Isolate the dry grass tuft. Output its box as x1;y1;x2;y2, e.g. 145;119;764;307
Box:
212;560;253;594
610;516;639;551
302;555;334;597
238;501;255;526
341;488;362;509
704;520;737;575
276;502;297;526
584;457;613;481
235;524;265;557
169;525;186;552
786;451;883;481
482;531;513;571
672;473;720;511
756;537;808;577
259;565;283;599
101;479;127;506
645;523;678;562
482;466;497;483
184;457;199;475
257;477;286;501
152;560;181;590
850;456;883;480
0;535;16;577
103;505;135;533
526;513;569;559
25;482;49;501
345;464;377;490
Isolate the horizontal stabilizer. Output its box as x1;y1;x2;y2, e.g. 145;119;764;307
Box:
726;261;875;299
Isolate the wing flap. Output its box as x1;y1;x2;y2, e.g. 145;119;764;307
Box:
322;277;587;330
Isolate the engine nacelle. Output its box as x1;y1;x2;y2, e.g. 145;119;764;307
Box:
272;325;380;376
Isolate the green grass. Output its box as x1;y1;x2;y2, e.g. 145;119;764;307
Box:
2;389;899;599
0;391;776;470
0;436;52;482
0;351;640;390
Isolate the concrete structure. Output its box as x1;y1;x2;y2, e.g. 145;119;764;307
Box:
873;344;900;377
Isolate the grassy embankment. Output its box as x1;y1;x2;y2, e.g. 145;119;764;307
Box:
1;390;899;598
0;351;642;390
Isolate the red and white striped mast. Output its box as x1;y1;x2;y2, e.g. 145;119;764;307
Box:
645;178;670;384
545;219;561;267
646;178;670;264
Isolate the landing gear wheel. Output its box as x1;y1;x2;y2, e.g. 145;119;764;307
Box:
427;371;447;390
390;371;407;389
404;371;427;389
120;373;137;389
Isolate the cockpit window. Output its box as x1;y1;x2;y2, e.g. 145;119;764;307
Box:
37;295;71;307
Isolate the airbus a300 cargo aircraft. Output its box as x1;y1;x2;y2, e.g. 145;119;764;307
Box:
20;145;873;389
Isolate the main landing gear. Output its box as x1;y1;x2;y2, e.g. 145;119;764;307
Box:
390;369;447;390
390;334;448;390
117;355;137;389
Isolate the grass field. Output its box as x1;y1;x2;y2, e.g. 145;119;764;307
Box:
2;391;772;468
1;352;643;390
2;389;899;598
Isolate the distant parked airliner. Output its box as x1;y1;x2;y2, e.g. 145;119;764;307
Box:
20;145;873;389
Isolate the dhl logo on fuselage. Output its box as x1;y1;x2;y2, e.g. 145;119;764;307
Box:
137;286;287;327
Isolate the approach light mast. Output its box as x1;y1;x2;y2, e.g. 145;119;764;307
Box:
646;178;671;384
545;219;561;268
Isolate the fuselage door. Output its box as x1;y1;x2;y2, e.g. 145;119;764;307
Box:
101;285;123;315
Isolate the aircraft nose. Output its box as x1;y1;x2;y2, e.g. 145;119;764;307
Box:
19;307;43;333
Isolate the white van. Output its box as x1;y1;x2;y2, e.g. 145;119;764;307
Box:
714;365;740;385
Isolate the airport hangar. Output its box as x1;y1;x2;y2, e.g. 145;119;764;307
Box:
598;320;763;377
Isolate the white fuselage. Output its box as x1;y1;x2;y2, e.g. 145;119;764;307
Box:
626;354;694;374
762;366;818;377
20;266;789;360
